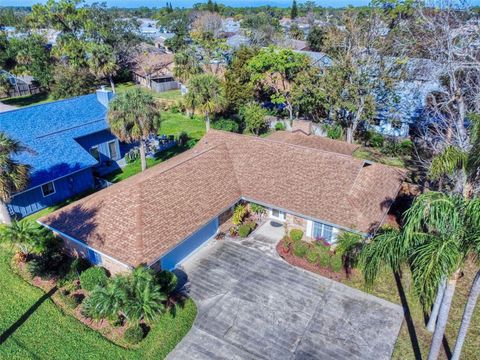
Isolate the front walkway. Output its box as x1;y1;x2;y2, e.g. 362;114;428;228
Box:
229;219;284;258
169;240;404;360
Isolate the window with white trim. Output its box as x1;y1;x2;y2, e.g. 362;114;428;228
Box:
108;140;118;160
313;222;336;243
41;182;55;197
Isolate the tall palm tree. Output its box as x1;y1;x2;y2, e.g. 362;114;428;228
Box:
184;74;226;132
108;88;161;172
88;43;119;93
403;192;480;360
0;132;30;224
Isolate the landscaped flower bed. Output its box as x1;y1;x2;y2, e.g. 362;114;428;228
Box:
6;220;195;349
224;202;266;239
277;231;350;281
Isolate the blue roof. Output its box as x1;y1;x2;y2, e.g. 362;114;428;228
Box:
0;93;110;189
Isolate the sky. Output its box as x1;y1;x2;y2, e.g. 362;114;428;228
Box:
1;0;376;8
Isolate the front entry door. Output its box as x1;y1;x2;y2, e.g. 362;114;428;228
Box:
270;208;286;221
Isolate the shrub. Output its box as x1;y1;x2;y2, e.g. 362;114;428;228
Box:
156;270;178;294
80;267;108;291
64;294;83;309
325;124;343;140
125;147;140;163
275;122;285;131
108;314;124;328
232;204;247;225
212;118;239;133
290;229;304;242
305;249;318;263
238;224;251;238
318;251;330;268
249;202;265;215
178;131;189;147
245;220;256;231
399;139;413;155
292;241;309;258
369;133;384;148
330;253;343;272
66;257;91;281
124;325;144;344
26;247;67;280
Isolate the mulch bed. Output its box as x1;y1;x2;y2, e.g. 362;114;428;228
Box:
13;258;134;347
276;240;353;281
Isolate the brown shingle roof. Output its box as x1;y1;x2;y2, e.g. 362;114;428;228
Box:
39;130;405;267
267;130;360;156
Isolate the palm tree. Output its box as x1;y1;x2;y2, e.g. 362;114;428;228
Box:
83;267;166;325
335;232;364;276
124;267;166;324
88;43;119;93
184;74;226;132
108;88;161;172
0;220;48;260
403;192;480;360
0;132;30;225
451;271;480;360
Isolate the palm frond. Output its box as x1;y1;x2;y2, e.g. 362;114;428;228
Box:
410;236;462;309
359;227;405;286
429;145;467;180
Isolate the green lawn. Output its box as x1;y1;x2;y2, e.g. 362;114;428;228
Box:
0;244;197;360
354;147;408;168
113;82;182;102
1;93;55;108
0;81;182;109
343;262;480;360
104;145;186;183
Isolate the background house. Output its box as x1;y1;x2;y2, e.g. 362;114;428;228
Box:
0;88;121;218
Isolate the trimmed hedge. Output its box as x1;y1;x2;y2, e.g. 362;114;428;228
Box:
124;325;144;344
290;229;304;242
292;241;308;257
80;267;108;291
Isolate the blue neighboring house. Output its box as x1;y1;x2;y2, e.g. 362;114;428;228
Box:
0;88;121;219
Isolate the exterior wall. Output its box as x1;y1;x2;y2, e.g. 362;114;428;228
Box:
59;234;131;275
154;217;219;271
8;168;94;218
218;206;234;232
75;130;121;163
268;207;341;244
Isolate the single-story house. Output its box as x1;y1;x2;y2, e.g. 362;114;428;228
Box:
38;129;406;274
0;88;120;219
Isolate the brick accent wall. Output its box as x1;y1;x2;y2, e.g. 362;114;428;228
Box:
57;233;131;275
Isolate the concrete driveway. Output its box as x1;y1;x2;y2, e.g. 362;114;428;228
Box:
168;241;403;360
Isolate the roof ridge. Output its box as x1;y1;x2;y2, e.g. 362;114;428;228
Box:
208;130;362;161
135;182;144;265
36;117;106;139
219;141;244;195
